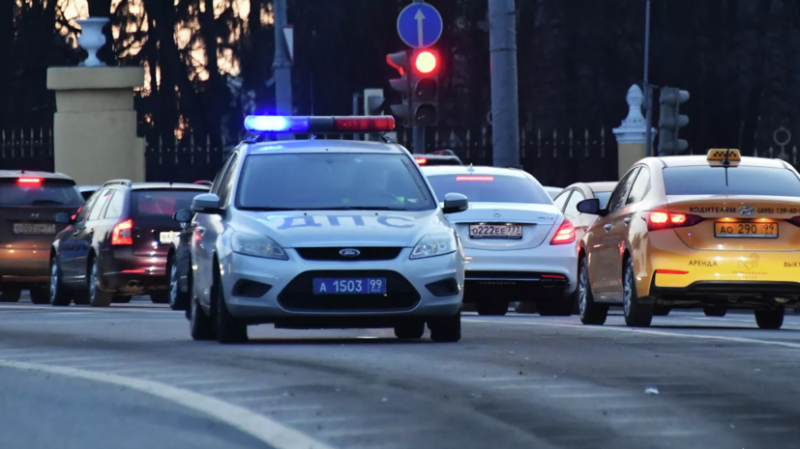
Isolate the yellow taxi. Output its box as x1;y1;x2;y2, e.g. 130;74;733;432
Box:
575;149;800;329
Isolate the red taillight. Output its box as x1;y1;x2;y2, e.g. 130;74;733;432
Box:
647;211;702;231
456;175;494;182
415;157;428;165
655;269;689;275
550;219;576;245
111;219;133;246
18;177;42;185
542;274;566;279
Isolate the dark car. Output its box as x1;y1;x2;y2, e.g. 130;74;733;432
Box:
414;150;463;166
165;208;196;311
49;180;209;307
0;171;83;304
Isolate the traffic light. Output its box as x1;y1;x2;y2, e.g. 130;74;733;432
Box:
410;48;440;127
386;48;441;127
386;50;412;126
658;87;690;155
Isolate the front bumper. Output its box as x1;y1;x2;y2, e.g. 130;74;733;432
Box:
462;245;578;301
219;248;464;322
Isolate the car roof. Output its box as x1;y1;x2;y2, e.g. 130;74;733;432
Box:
79;185;100;191
652;155;791;169
0;170;74;181
420;165;530;178
130;183;209;191
244;139;407;155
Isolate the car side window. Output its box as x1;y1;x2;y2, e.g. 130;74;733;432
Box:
564;190;586;218
76;191;101;223
104;190;126;219
215;153;239;206
607;168;640;213
88;189;112;221
211;153;235;195
626;166;651;205
553;190;571;211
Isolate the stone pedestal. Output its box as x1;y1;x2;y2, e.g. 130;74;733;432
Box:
47;67;145;185
612;84;655;179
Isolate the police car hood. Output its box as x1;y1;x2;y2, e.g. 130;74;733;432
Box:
231;209;448;247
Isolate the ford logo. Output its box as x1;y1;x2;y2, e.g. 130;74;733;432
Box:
339;248;361;258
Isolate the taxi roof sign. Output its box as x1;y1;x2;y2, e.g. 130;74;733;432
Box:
707;148;741;162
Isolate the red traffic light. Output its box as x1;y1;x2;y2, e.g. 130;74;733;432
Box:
414;50;438;74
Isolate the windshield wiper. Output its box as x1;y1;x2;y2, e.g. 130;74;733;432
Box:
31;199;64;205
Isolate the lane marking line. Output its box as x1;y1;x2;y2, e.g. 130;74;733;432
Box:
465;318;800;349
0;358;336;449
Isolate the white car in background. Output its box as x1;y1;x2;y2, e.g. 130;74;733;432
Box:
422;166;578;316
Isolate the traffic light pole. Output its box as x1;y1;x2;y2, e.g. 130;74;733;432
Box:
643;0;652;157
488;0;521;168
413;126;425;154
273;0;292;118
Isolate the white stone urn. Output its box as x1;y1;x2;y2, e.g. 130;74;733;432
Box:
76;17;110;67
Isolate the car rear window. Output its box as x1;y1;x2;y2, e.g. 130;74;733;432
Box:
236;153;436;211
131;190;203;218
426;174;552;204
0;177;82;207
663;166;800;197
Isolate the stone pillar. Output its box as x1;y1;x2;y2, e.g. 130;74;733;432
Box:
47;67;144;185
612;85;655;179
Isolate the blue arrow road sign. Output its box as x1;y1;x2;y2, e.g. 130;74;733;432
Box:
397;3;443;49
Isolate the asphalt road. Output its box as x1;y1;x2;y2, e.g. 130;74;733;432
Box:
1;299;799;449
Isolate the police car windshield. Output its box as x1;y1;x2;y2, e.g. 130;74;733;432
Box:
236;153;436;211
426;174;551;204
663;166;800;196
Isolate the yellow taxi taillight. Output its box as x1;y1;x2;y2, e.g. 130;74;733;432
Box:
707;148;741;162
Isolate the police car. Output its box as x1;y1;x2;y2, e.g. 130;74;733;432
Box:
187;116;468;343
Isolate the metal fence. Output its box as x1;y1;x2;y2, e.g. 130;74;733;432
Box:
1;125;619;186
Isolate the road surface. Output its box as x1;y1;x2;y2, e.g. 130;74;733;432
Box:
1;301;798;449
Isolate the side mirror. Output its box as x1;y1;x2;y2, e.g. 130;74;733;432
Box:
577;198;604;216
442;193;469;214
191;193;222;214
173;208;193;224
55;212;72;224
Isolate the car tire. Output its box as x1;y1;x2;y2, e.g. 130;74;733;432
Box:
214;269;248;344
514;301;537;314
88;257;113;308
428;312;461;343
622;258;653;327
49;257;71;307
703;306;726;317
394;320;425;339
476;300;508;316
150;292;170;304
189;296;215;341
578;257;608;325
168;253;189;311
653;306;671;316
29;286;50;305
0;288;21;303
755;308;784;330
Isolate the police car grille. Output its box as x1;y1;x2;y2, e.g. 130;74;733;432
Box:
278;270;420;311
295;247;403;261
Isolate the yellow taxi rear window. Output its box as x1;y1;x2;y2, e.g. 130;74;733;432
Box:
663;166;800;197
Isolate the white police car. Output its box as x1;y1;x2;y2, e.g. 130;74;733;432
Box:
188;116;468;344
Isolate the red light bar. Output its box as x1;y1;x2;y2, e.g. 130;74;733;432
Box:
333;116;395;132
18;177;42;185
415;157;428;165
456;176;494;182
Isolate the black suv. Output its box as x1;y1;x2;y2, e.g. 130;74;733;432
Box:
0;171;83;303
50;180;209;307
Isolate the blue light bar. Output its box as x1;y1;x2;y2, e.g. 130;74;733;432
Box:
244;116;310;133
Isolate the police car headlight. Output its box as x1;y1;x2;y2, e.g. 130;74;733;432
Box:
231;233;288;260
410;232;458;260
